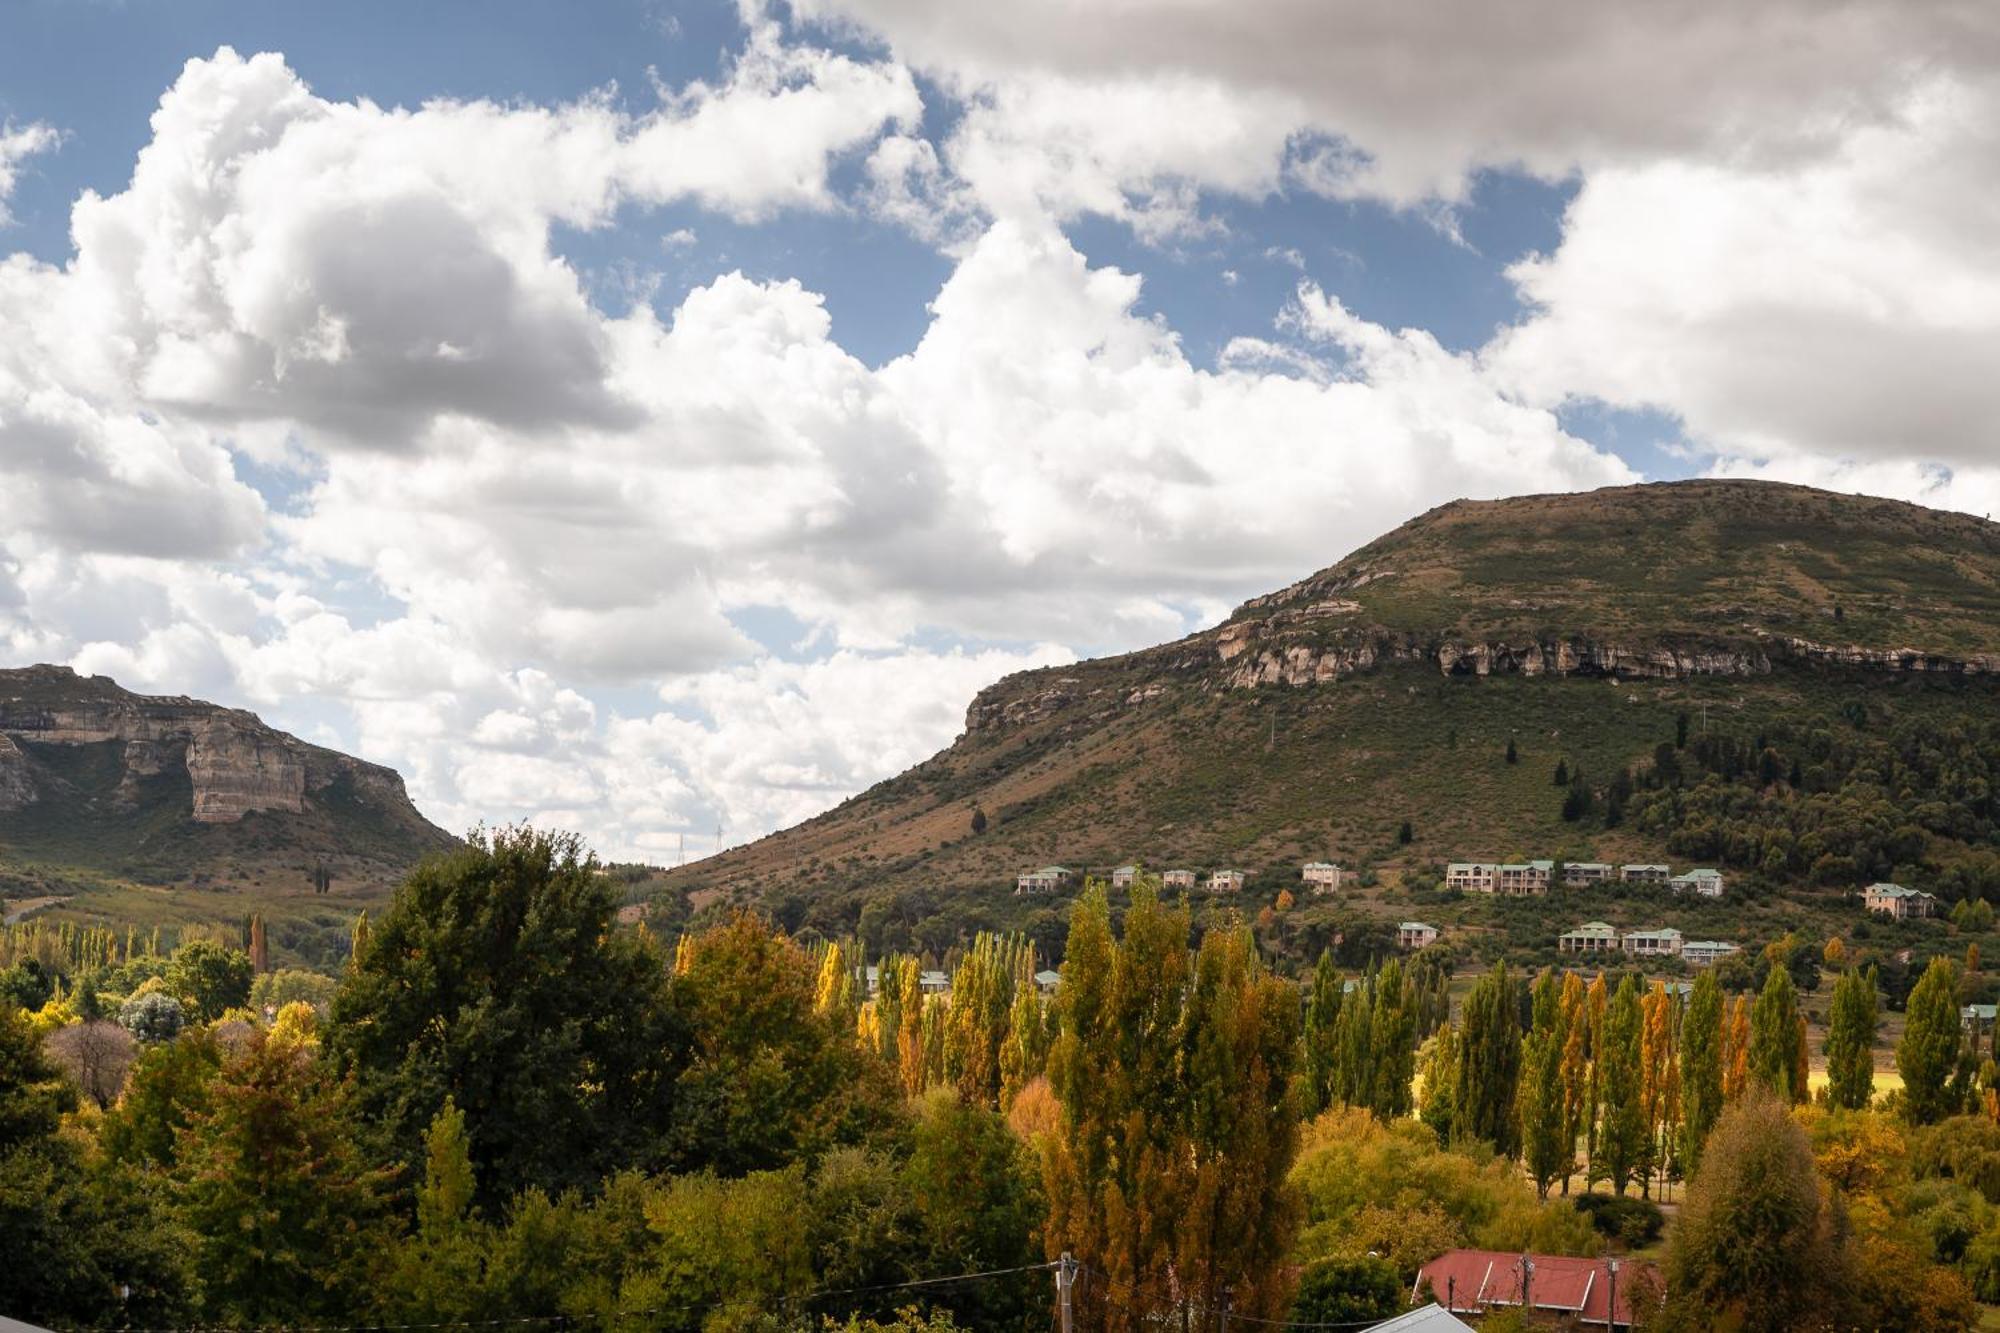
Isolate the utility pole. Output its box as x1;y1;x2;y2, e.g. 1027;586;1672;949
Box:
1219;1284;1234;1333
1522;1254;1534;1315
1607;1258;1620;1332
1057;1252;1077;1333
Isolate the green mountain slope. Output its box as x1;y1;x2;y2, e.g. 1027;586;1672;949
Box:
665;481;2000;956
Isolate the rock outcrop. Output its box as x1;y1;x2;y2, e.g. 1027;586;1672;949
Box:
0;664;425;826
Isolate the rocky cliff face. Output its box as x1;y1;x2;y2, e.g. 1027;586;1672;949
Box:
0;664;425;826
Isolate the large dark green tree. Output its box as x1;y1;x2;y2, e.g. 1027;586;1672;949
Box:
1299;948;1342;1119
1518;970;1571;1197
329;827;689;1204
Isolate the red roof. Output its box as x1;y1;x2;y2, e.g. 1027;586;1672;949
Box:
1413;1249;1658;1328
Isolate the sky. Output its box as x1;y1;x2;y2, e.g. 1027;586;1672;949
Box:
1;0;1996;860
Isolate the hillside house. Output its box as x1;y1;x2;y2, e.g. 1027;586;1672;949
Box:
1681;940;1741;969
1964;1004;1998;1036
919;970;950;995
1670;868;1726;898
1399;921;1440;950
1622;926;1684;958
1446;862;1496;893
1563;862;1614;888
1016;865;1072;895
1559;922;1620;954
1621;864;1671;885
1416;1250;1658;1330
1110;864;1139;889
1035;969;1062;996
1162;868;1197;890
1864;882;1938;919
1560;920;1624;948
1302;861;1346;893
1207;869;1247;892
1495;860;1555;895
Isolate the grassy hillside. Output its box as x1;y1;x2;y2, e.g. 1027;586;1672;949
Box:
664;481;2000;972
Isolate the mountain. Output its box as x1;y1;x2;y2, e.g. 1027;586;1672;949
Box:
0;665;453;905
666;480;2000;933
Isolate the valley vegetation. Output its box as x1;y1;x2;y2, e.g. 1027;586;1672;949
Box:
7;830;2000;1330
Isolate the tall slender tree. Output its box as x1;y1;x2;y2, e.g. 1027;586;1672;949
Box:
1900;957;1964;1125
1557;971;1591;1195
1368;960;1418;1120
1680;971;1724;1177
1454;964;1522;1156
1597;976;1646;1194
1300;949;1343;1119
1748;964;1803;1103
1519;971;1571;1197
1639;981;1682;1197
1823;965;1878;1112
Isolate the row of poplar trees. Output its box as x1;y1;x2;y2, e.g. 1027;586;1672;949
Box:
1316;947;1983;1200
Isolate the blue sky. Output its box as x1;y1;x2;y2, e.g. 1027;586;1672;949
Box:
0;0;1991;854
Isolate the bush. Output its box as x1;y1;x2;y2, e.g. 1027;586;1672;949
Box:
1574;1192;1664;1248
118;992;186;1044
1293;1256;1402;1324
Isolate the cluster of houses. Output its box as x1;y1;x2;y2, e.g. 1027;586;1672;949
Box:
1017;860;1352;896
1445;860;1725;898
1556;922;1742;968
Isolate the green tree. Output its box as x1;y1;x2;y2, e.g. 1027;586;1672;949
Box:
1455;964;1522;1156
671;914;894;1175
165;939;254;1022
1367;959;1417;1120
1899;956;1964;1125
177;1029;396;1323
1293;1256;1401;1324
329;827;689;1205
1417;1027;1459;1145
383;1097;492;1323
1823;965;1879;1111
1679;971;1724;1176
1596;976;1646;1194
1505;737;1519;765
99;1029;222;1170
1519;971;1571;1197
904;1090;1046;1328
1299;949;1342;1118
1747;964;1802;1103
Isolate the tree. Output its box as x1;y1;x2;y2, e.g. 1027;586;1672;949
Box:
1639;981;1681;1196
177;1030;397;1324
1397;819;1414;845
1519;971;1571;1197
1663;1095;1841;1331
969;806;987;835
1748;964;1803;1103
1679;971;1724;1176
903;1090;1046;1328
1823;966;1879;1111
1300;949;1342;1118
670;914;893;1175
100;1029;223;1170
1597;977;1647;1194
1455;964;1522;1156
165;940;254;1023
118;991;186;1044
1899;957;1964;1125
1557;971;1591;1194
1041;885;1299;1330
1553;759;1570;787
1293;1257;1401;1325
1367;960;1417;1120
329;827;690;1206
1505;737;1519;765
44;1020;135;1109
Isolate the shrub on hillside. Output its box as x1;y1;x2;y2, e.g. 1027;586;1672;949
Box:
1573;1192;1664;1248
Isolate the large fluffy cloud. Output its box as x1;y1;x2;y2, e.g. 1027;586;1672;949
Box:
1488;74;2000;498
794;0;1997;204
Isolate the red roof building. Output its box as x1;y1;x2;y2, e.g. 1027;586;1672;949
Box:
1414;1249;1658;1329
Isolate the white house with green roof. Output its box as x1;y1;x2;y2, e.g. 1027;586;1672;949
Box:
1559;922;1620;954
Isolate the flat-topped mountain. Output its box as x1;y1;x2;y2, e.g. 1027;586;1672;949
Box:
0;665;453;897
667;480;2000;925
